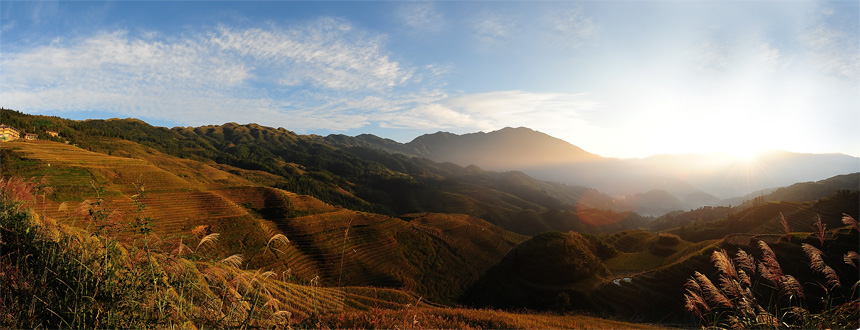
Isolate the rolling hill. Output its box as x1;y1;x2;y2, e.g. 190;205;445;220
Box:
0;139;530;304
0;109;646;236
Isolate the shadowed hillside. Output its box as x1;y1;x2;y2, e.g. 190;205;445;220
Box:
461;231;612;311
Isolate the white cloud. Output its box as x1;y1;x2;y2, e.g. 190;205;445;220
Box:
397;2;445;32
0;18;440;131
373;90;603;139
210;17;415;91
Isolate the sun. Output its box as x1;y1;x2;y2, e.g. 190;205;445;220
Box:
731;146;762;162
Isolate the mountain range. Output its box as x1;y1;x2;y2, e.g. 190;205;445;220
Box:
326;126;859;214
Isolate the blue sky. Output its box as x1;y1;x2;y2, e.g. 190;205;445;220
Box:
1;1;858;158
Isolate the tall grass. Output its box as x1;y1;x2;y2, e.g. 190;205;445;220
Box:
0;176;298;329
683;216;859;329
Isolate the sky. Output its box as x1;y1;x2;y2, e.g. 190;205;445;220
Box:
1;1;858;159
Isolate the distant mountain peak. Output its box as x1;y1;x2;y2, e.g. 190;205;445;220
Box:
405;127;599;170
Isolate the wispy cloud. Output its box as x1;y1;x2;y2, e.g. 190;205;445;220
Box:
397;2;445;33
1;17;438;130
801;16;859;80
472;11;515;51
210;17;415;91
546;7;597;48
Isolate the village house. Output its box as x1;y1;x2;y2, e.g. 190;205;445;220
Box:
45;130;59;137
24;133;38;140
0;124;21;141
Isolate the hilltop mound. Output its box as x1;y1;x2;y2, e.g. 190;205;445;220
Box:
462;231;611;311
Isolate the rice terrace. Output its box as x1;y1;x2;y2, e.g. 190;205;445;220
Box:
1;1;859;329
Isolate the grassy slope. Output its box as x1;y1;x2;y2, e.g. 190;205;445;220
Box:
1;139;529;304
1;139;658;329
1;109;648;236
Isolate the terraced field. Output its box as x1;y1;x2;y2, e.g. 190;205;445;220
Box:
1;139;526;304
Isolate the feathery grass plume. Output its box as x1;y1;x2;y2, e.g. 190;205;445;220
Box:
738;287;757;316
76;199;94;216
719;277;744;303
266;234;290;250
779;275;804;299
844;251;859;268
221;254;243;268
712;250;744;300
685;278;702;292
262;270;277;279
738;269;752;287
683;290;710;322
171;241;192;257
57;201;68;212
695;271;733;308
842;213;859;232
196;232;220;250
757;240;783;285
802;243;841;290
779;212;791;242
812;214;827;247
712;249;738;280
0;176;37;209
734;249;756;274
820;265;841;290
803;243;826;270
